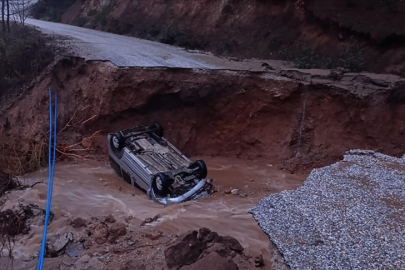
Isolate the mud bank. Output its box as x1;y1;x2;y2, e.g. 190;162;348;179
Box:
1;57;405;174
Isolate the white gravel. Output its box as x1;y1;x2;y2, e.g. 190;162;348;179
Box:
251;150;405;270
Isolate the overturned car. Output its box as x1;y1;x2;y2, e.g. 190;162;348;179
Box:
108;123;212;206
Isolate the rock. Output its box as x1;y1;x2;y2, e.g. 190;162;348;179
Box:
70;217;87;228
180;252;238;270
74;254;104;270
231;189;239;195
165;231;203;269
224;189;231;194
121;259;146;270
216;236;244;252
144;231;162;241
89;223;109;244
62;257;76;266
204;242;233;258
128;240;135;246
65;242;85;257
165;228;247;269
201;231;219;246
104;214;116;223
74;255;91;269
239;191;248;197
77;231;89;243
89;257;104;269
108;222;126;243
198;227;211;240
52;232;73;253
254;254;264;267
201;235;244;259
140;215;160;227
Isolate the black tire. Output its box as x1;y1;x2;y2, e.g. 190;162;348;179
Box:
150;123;164;137
189;160;208;179
152;173;171;197
109;156;122;177
110;132;125;156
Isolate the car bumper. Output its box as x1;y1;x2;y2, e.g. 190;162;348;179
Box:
148;179;212;206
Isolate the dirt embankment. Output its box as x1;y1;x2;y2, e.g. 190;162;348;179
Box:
1;57;405;175
41;0;405;75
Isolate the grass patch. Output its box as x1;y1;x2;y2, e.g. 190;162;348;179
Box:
279;44;364;71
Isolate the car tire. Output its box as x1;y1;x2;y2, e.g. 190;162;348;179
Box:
109;156;122;177
189;160;208;179
150;123;164;137
110;132;125;156
152;173;171;197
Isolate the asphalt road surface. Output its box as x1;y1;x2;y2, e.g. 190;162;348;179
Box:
26;18;277;70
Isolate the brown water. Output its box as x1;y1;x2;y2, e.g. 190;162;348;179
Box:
2;156;305;265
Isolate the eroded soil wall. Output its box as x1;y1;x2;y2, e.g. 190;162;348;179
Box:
1;58;405;174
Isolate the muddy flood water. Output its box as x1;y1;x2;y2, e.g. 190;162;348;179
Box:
2;157;305;268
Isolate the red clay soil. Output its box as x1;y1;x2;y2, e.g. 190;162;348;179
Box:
1;57;405;175
59;0;405;75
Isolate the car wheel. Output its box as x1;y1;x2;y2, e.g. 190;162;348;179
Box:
109;156;122;177
110;132;124;156
189;160;208;179
150;123;164;137
152;173;171;197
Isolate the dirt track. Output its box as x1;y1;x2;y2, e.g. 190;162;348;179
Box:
26;18;278;71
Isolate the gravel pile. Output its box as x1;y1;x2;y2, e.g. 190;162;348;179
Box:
251;150;405;270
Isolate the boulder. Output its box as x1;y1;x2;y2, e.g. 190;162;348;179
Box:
165;231;203;269
180;252;238;270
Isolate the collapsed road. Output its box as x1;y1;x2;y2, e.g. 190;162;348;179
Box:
26;18;279;71
0;16;404;270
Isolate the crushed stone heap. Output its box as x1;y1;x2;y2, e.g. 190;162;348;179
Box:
251;150;405;270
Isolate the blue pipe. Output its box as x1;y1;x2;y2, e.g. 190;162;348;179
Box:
37;89;57;270
50;93;57;205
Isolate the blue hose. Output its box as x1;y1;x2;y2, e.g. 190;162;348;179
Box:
37;89;57;270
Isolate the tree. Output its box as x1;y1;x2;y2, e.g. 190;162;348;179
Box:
2;0;5;32
9;0;36;25
6;0;9;32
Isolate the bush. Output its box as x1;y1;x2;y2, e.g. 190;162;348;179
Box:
0;24;55;102
160;28;208;50
31;0;76;22
337;44;365;72
279;43;364;71
95;5;113;27
279;45;333;69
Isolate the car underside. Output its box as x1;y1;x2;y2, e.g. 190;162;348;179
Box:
108;123;212;206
